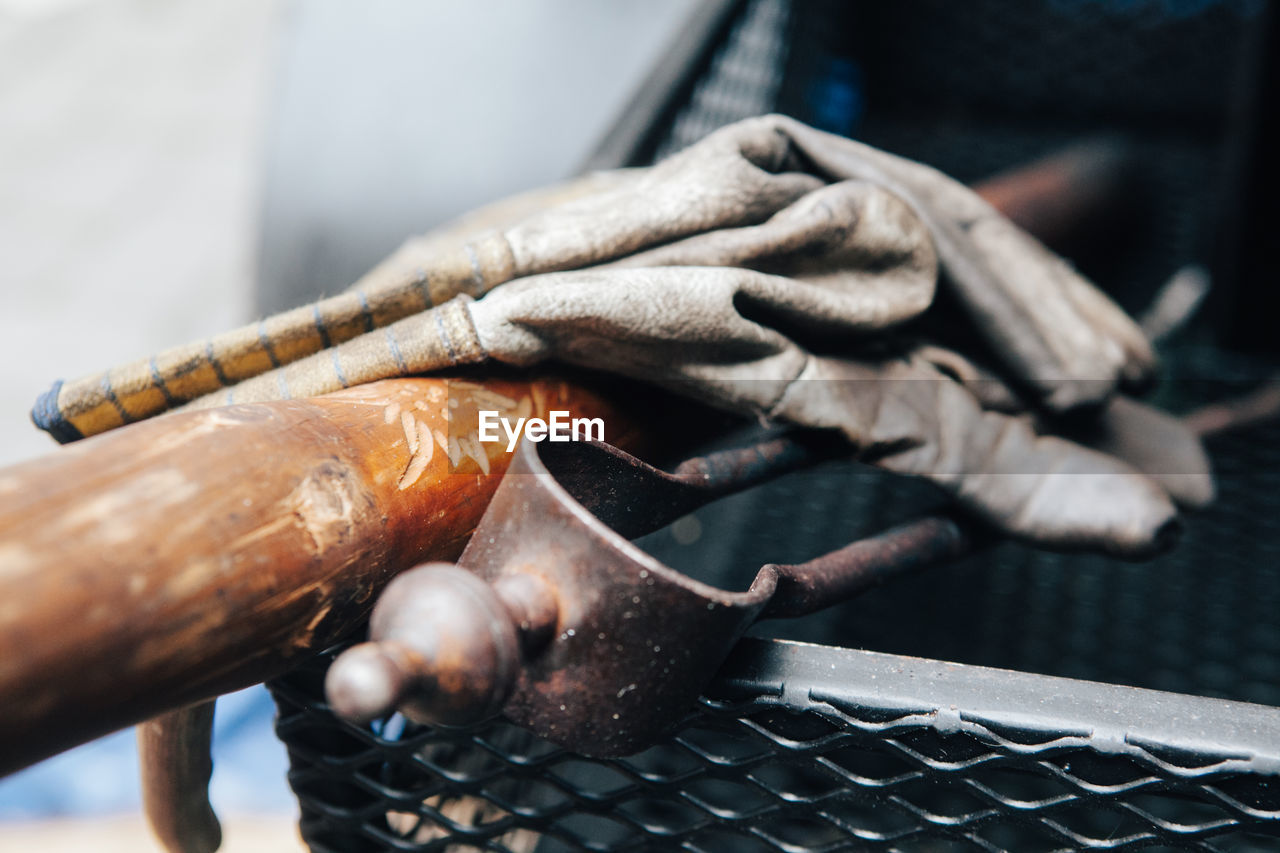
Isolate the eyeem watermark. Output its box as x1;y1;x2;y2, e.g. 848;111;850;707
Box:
478;410;604;452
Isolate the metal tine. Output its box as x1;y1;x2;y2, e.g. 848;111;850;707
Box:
537;430;849;539
756;514;975;619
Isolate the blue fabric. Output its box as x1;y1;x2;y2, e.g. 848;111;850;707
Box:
29;379;81;445
0;685;295;818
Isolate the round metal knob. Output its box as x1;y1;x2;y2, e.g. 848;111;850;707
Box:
325;564;555;727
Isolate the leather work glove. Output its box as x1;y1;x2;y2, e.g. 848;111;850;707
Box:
460;261;1208;556
32;116;1211;556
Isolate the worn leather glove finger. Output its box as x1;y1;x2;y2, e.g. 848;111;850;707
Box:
383;178;939;336
605;180;938;331
1069;394;1215;510
770;354;1183;557
759;114;1156;410
910;344;1026;413
912;344;1213;511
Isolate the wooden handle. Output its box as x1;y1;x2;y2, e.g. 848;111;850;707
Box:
0;375;634;775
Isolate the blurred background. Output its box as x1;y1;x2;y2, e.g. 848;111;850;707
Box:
0;0;1275;849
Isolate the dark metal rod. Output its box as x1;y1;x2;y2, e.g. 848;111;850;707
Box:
670;432;844;498
761;514;972;619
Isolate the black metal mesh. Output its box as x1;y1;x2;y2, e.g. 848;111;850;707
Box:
651;0;790;162
269;640;1280;852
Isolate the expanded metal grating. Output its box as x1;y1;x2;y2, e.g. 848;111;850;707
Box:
269;640;1280;852
651;0;790;162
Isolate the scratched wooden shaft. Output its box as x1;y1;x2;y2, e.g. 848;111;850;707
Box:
0;375;630;776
